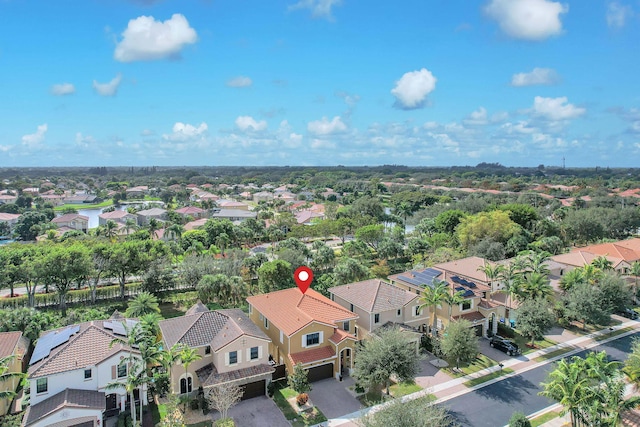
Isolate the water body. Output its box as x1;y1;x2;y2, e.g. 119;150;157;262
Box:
384;207;416;234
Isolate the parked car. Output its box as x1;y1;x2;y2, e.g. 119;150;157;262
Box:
490;336;521;356
617;308;639;319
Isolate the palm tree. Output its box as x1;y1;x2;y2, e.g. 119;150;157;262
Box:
124;218;138;235
624;338;640;387
106;359;145;427
395;202;414;233
125;292;161;318
498;262;521;317
0;355;25;402
165;223;184;241
539;357;590;427
520;272;553;300
227;276;249;307
581;264;603;286
148;218;161;239
103;220;118;241
443;290;466;322
559;268;585;293
525;250;551;275
598;375;640;427
177;345;202;411
418;280;449;335
591;255;614;272
477;263;505;301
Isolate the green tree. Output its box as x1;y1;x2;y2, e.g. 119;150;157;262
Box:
355;224;385;251
630;261;640;302
353;326;420;395
440;319;478;370
444;290;466;321
539;356;590;427
434;209;466;235
257;260;293;293
125;292;161;318
177;345;202;411
41;243;92;316
477;263;504;301
14;211;49;241
598;272;632;314
105;359;145;427
559;268;584;293
419;280;450;335
508;412;531;427
564;284;609;330
332;257;371;286
106;241;150;299
288;363;312;396
456;210;520;249
518;272;553;301
516;298;555;347
0;355;25;402
358;397;457;427
591;255;614;271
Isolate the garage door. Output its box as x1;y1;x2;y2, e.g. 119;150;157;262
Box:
307;363;333;382
241;380;266;400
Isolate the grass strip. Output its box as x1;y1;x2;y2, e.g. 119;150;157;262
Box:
463;367;514;387
534;347;574;362
594;326;634;341
530;411;561;427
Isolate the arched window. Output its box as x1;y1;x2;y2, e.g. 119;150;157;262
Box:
180;376;193;394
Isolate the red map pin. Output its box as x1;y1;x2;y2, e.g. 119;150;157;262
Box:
294;266;314;294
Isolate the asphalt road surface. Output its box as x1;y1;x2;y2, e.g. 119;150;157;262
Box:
444;332;640;427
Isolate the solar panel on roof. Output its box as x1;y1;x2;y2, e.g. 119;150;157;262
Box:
30;326;80;365
467;281;477;288
398;275;424;287
455;286;465;292
104;319;138;336
451;276;461;283
463;290;475;297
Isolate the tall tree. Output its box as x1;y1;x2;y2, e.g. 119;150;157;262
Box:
519;272;553;301
419;280;449;335
359;397;457;427
516;298;555;347
440;319;479;370
41;244;91;315
0;355;25;403
177;345;202;411
539;356;590;427
257;260;293;293
477;263;504;301
207;382;243;422
125;292;161;318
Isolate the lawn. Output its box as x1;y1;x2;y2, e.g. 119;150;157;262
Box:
54;200;113;211
389;381;422;398
463;367;514;387
594;326;634;341
533;347;575;363
272;383;327;427
159;301;188;319
563;318;622;336
512;335;557;355
447;354;497;378
530;411;561;427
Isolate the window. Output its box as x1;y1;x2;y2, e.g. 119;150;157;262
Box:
229;351;238;365
264;318;269;329
306;333;320;346
84;369;92;380
343;321;350;332
279;330;284;343
462;300;472;311
250;347;259;360
180;376;192;394
36;378;47;394
248;304;252;314
374;313;380;324
350;303;354;312
117;364;127;378
397;309;402;317
205;345;211;355
414;306;421;316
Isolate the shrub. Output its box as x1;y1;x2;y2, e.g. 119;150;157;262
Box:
497;322;515;338
509;412;531;427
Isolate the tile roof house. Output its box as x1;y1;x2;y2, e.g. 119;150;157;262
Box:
125;186;148;198
158;304;273;399
0;213;21;232
0;194;18;205
174;206;207;220
388;257;505;337
329;280;424;352
51;214;89;233
551;251;630;275
574;241;640;264
218;201;249;211
97;210;137;226
0;331;29;416
247;288;358;381
210;209;257;224
136;208;167;226
24;315;146;427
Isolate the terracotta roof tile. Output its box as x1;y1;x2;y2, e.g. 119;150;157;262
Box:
453;311;485;322
329;329;356;344
289;346;336;365
434;257;495;282
248;288;358;336
577;241;640;262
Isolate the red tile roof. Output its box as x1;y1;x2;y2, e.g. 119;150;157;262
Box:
289;346;336;365
247;288;358;336
453;311;485;322
329;329;356;345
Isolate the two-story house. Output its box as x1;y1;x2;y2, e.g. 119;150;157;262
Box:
51;214;89;233
23;315;145;427
158;303;274;400
0;331;29;416
389;257;504;337
174;206;207;220
98;210;137;226
328;279;425;352
136;208;168;226
247;288;358;382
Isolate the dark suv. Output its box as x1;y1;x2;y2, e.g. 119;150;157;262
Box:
490;336;521;356
617;308;639;319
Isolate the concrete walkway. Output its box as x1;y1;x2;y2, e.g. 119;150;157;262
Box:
311;320;640;427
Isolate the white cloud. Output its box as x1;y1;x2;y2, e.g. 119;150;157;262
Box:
114;14;198;62
288;0;342;20
0;145;12;152
93;74;122;96
463;107;489;125
311;139;336;149
226;76;253;88
235;116;268;132
531;96;586;121
484;0;568;41
162;122;208;141
511;67;559;86
307;116;347;135
607;2;634;28
75;132;96;148
141;129;155;136
501;120;536;134
51;83;75;96
21;124;47;148
391;68;437;110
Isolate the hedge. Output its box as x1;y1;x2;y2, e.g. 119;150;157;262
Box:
0;283;143;309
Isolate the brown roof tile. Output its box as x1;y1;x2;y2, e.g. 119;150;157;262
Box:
23;389;105;426
0;331;23;359
195;363;274;388
453;311;485;322
247;288;358;336
289;346;336;365
329;279;418;313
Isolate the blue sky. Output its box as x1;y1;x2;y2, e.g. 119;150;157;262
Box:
0;0;639;167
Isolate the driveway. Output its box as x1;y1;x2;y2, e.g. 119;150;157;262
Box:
308;376;363;419
477;337;519;363
210;396;288;427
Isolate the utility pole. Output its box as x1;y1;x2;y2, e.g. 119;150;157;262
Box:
562;157;565;169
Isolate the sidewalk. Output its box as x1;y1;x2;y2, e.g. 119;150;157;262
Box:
313;320;640;427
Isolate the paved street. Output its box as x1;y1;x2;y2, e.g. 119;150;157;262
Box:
444;332;640;427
